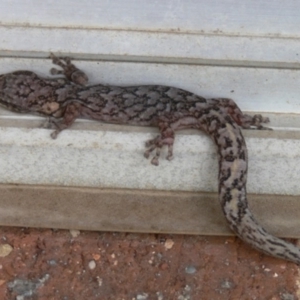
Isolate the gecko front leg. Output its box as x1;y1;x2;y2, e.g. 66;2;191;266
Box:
144;126;175;166
49;53;88;86
48;103;83;139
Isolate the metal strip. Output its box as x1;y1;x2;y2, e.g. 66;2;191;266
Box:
0;184;299;238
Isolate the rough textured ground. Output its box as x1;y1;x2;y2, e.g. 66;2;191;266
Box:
0;227;298;300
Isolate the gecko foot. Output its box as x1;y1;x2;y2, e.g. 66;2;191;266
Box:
39;117;61;130
40;120;63;139
251;114;271;129
241;113;272;130
50;130;59;139
49;52;88;86
37;116;64;139
144;133;174;166
38;117;62;138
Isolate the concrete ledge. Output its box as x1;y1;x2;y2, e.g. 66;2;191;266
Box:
0;183;299;238
0;123;300;195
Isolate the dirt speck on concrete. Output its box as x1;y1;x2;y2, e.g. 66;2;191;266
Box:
0;227;298;299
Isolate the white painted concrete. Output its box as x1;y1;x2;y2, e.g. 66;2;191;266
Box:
0;26;299;67
0;0;299;37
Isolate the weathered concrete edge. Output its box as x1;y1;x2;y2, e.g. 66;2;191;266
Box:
0;184;299;238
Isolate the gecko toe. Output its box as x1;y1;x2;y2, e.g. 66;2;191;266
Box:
50;131;58;139
151;157;159;166
144;150;150;159
166;154;174;161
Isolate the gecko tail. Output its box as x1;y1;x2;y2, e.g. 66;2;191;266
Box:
228;208;300;265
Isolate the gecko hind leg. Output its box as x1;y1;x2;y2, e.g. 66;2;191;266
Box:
49;52;88;86
216;98;271;130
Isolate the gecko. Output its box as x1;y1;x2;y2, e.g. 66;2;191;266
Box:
0;53;299;265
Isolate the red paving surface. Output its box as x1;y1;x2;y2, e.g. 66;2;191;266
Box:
0;227;298;300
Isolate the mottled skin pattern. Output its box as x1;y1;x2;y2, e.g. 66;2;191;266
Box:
0;54;299;264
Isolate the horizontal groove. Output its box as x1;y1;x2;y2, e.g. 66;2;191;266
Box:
1;23;299;40
1;112;300;133
1;50;300;70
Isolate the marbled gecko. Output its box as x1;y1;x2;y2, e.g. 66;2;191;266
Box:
0;53;299;264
